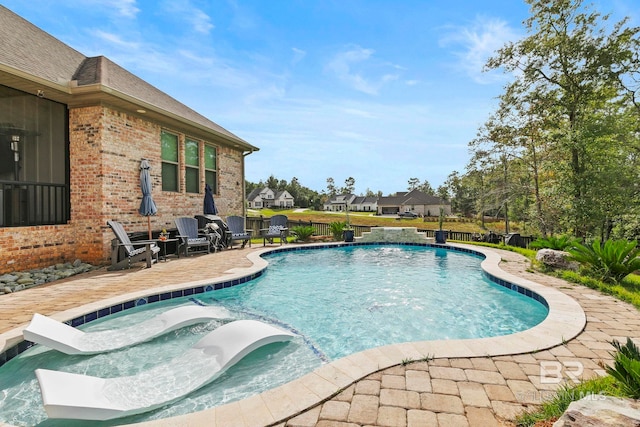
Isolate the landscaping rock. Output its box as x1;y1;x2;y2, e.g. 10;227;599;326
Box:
536;249;579;270
0;274;18;283
0;262;96;294
553;396;640;427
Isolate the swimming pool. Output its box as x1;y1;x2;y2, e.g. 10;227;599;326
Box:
0;244;549;426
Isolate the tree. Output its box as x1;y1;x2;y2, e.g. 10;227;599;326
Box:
485;0;640;238
418;180;434;195
342;177;356;194
407;178;420;190
445;171;477;217
326;177;337;196
266;175;279;191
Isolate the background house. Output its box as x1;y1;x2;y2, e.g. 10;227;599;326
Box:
323;194;356;212
350;196;378;212
377;189;451;216
0;6;258;273
247;187;294;209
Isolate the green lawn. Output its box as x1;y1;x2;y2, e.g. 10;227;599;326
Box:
248;208;514;234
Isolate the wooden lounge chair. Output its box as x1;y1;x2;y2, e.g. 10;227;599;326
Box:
260;214;289;246
107;220;160;270
226;215;252;249
174;217;211;256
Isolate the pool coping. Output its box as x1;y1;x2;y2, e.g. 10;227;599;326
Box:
0;242;586;427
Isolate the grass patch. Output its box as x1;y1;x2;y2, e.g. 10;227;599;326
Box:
458;241;537;260
555;271;640;310
515;376;623;427
249;208;513;233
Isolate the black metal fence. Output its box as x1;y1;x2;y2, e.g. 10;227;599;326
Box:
246;216;536;248
0;180;70;227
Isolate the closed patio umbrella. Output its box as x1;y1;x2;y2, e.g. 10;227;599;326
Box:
203;183;218;215
138;159;157;239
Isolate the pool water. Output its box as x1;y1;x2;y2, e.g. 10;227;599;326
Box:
0;245;548;426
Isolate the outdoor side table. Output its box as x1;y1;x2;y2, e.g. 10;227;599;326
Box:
157;238;178;261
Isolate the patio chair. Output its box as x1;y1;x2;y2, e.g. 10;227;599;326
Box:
107;220;160;270
226;215;252;249
260;214;289;246
174;217;211;256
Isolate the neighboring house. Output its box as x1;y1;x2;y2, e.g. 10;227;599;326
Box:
323;194;356;212
274;190;294;208
247;187;275;209
350;196;378;212
247;187;294;208
0;6;258;273
377;189;451;217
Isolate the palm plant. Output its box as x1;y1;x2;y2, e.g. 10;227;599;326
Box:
607;338;640;398
290;225;315;242
567;239;640;284
529;235;580;251
329;221;346;241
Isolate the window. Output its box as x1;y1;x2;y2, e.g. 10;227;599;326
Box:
185;138;199;193
0;85;69;226
161;131;178;192
204;144;217;193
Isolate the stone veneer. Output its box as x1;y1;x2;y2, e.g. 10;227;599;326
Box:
0;105;246;274
357;227;434;244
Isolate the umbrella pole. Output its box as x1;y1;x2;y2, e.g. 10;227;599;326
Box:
148;216;152;240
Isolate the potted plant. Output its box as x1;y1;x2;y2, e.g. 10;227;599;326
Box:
435;207;446;244
329;221;347;241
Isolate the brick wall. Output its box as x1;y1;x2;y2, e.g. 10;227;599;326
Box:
0;105;247;274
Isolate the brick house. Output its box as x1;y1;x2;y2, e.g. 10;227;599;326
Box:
0;6;258;273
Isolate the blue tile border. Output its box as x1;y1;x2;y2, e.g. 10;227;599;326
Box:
1;243;546;368
0;270;265;368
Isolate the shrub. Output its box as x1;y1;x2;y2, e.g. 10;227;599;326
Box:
290;225;315;242
329;221;346;240
529;235;580;251
607;338;640;398
567;239;640;284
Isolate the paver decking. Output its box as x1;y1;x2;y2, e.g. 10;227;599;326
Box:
1;244;638;427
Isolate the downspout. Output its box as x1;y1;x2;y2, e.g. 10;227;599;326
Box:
242;150;256;217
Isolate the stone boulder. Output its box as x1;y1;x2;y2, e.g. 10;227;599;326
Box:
553;396;640;427
536;249;579;271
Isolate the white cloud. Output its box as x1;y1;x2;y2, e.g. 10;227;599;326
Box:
94;30;141;50
291;47;306;64
325;45;401;95
191;9;215;34
100;0;140;18
439;16;520;84
161;0;214;35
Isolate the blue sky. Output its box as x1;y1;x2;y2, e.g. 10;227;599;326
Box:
4;0;637;195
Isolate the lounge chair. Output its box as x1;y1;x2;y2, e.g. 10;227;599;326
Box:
226;215;252;248
23;305;232;355
35;320;295;421
260;214;289;246
107;220;160;270
174;217;211;256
